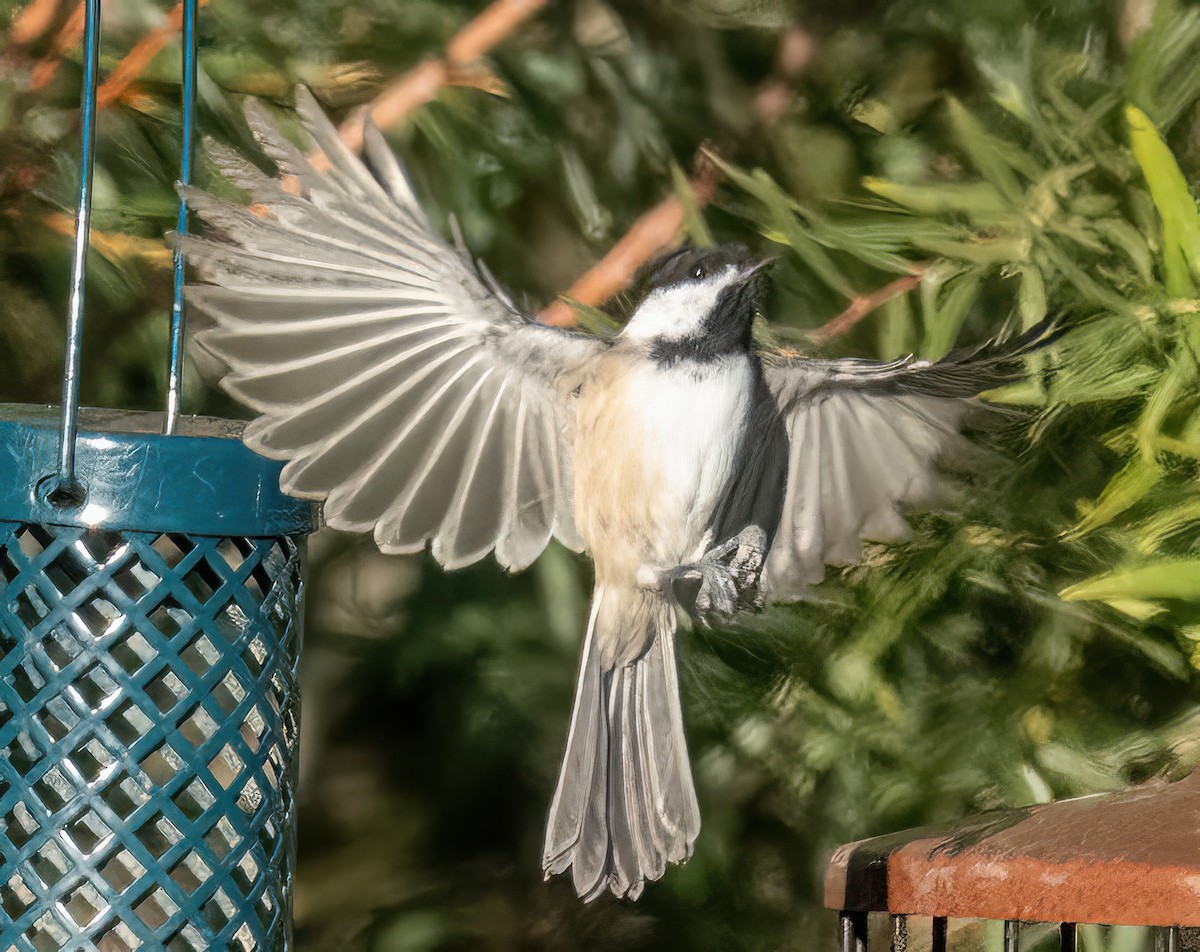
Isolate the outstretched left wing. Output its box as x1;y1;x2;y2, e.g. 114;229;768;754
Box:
186;89;604;571
761;325;1054;598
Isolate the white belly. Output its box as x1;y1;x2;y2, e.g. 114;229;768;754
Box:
574;354;755;578
632;360;751;547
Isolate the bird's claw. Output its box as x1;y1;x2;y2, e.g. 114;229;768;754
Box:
669;525;766;625
731;524;767;613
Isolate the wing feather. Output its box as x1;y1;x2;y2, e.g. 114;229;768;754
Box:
433;379;511;569
312;351;488;524
497;391;557;570
762;322;1056;598
241;336;472;452
382;368;499;545
189;89;602;569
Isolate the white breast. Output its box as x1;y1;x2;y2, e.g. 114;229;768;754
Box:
622;357;754;560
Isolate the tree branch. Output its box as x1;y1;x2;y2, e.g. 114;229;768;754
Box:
43;211;172;265
336;0;547;153
805;269;925;345
96;0;210;110
539;156;723;327
536;24;814;327
8;0;62;48
27;0;84;92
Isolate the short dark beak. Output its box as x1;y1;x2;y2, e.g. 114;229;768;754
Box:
736;257;776;285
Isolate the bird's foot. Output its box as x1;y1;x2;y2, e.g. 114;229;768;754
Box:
729;524;766;612
667;525;766;625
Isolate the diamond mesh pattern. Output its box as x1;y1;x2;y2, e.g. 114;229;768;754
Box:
0;523;302;951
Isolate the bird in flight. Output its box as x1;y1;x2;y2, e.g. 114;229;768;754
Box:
185;89;1051;903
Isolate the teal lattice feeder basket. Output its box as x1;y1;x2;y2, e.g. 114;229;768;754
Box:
0;409;317;949
0;0;317;946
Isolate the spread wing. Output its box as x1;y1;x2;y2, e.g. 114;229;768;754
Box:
185;88;603;571
761;324;1056;598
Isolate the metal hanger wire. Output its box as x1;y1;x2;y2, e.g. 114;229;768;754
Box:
51;0;199;505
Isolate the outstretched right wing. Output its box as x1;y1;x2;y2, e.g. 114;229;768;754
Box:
761;324;1057;597
186;89;603;571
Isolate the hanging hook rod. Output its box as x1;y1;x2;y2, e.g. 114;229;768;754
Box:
52;0;101;505
164;0;198;435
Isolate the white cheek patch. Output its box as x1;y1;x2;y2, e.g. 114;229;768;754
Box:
621;268;738;341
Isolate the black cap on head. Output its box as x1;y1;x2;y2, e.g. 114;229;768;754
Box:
642;242;755;292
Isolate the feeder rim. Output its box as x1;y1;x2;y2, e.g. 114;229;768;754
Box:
0;404;318;537
0;403;248;438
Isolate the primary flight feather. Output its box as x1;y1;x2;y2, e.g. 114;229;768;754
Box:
186;88;1052;902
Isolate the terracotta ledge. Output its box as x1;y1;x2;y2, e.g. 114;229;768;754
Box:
825;770;1200;927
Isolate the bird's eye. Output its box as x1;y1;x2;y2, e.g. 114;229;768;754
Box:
692;265;707;281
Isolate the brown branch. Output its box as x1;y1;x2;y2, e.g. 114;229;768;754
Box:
446;0;546;65
7;0;197;202
96;0;209;110
28;0;84;91
536;24;815;327
8;0;62;47
336;0;547;153
539;157;723;327
1118;0;1156;50
25;0;205;108
805;269;925;345
43;211;173;266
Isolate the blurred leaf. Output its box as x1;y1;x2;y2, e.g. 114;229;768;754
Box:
1063;455;1163;541
922;266;983;360
1061;559;1200;602
1126;104;1200;296
945;96;1027;203
1137;357;1193;458
862;177;1010;219
1136;496;1200;554
1016;263;1047;326
560;147;612;240
665;0;795;29
671;161;714;248
1095;217;1154;282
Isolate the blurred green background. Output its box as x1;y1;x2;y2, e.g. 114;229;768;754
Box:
1;0;1199;948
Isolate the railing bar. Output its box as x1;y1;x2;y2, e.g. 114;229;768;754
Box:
932;916;947;952
838;911;867;952
890;913;907;952
1164;925;1181;952
55;0;102;496
164;0;200;435
1059;922;1077;952
1005;919;1020;952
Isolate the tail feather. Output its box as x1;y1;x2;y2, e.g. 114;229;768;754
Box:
542;596;608;891
638;622;700;857
542;585;699;901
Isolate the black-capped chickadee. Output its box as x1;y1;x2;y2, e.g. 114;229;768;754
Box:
185;89;1053;902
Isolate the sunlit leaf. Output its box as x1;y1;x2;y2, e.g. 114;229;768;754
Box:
1137;357;1192;458
1126;104;1200;296
1016;263;1047;326
1061;558;1200;602
862;177;1011;218
1063;455;1163;541
1135;497;1200;554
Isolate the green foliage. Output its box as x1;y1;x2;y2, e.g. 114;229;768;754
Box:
1;0;1198;949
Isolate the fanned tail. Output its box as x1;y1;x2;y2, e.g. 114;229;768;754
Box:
542;585;700;901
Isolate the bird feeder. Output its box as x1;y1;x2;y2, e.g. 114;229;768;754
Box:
0;1;318;948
